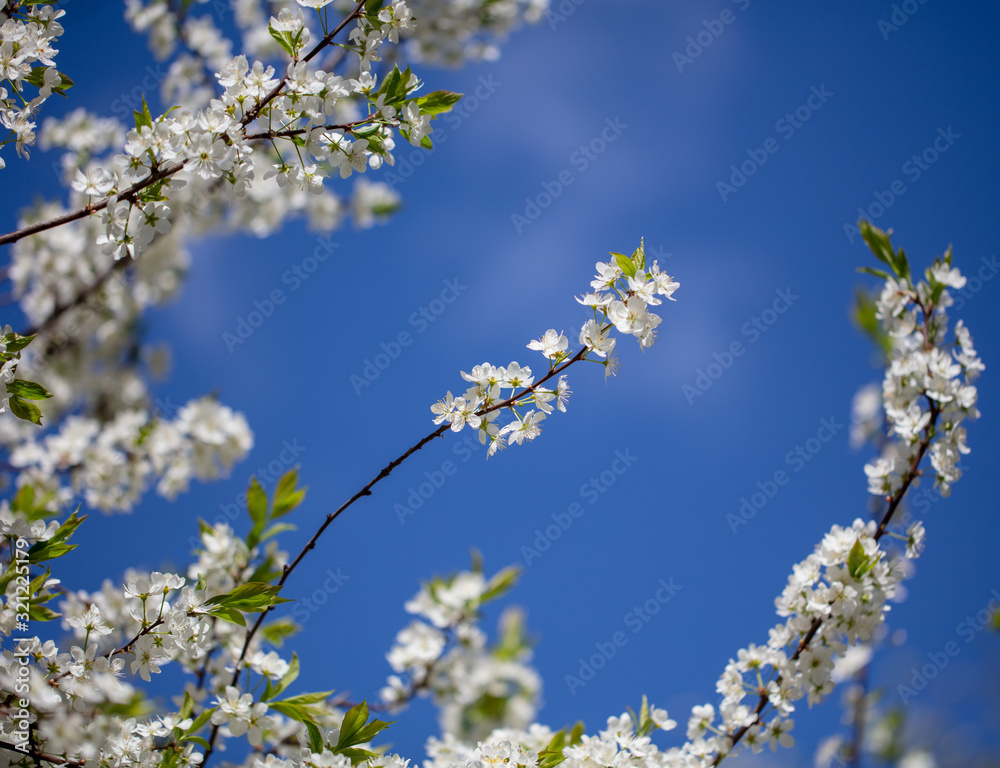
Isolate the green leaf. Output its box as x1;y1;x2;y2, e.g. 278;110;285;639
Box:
185;706;216;736
269;691;335;725
136;419;158;447
851;288;893;360
23;66;74;96
847;538;880;579
273;469;306;517
364;0;385;14
8;396;43;425
44;509;86;545
610;251;636;278
179;736;210;750
260;616;299;646
337;700;369;749
28;604;60;621
860;220;894;267
134;95;153;131
632;238;646;271
639;694;650;731
247;477;267;523
376;66;404;104
349;716;393;748
847;539;867;578
28;511;86;562
269;26;296;58
306;721;324;754
332;699;393;752
245;560;284;585
263;652;300;702
205;582;290;613
860;220;910;281
414;90;463;116
12;485;34;514
339;748;381;765
1;332;36;354
538;729;568;768
178;692;195;721
208;606;246;626
261;522;297;542
481;565;520;603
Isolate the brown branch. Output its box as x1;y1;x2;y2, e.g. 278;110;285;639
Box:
0;741;78;767
710;301;945;765
239;0;367;127
0;162;187;248
22;258;130;340
200;346;590;760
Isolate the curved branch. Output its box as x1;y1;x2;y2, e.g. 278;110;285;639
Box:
0;162;185;248
710;397;942;765
199;345;593;759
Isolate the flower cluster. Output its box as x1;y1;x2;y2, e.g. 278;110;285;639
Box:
424;708;678;768
0;512;299;767
411;520;908;768
431;240;679;455
0;3;69;169
6;396;252;513
401;0;549;65
860;226;982;499
663;519;906;765
382;564;540;742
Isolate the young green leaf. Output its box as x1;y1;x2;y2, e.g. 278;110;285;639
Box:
1;332;36;354
134;95;153;131
9;396;43;425
247;477;268;524
610;251;637;278
413;90;463;116
263;652;300;702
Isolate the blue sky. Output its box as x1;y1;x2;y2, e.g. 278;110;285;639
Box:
3;2;999;766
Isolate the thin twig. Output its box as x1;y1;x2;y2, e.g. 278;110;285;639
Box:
200;347;588;759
